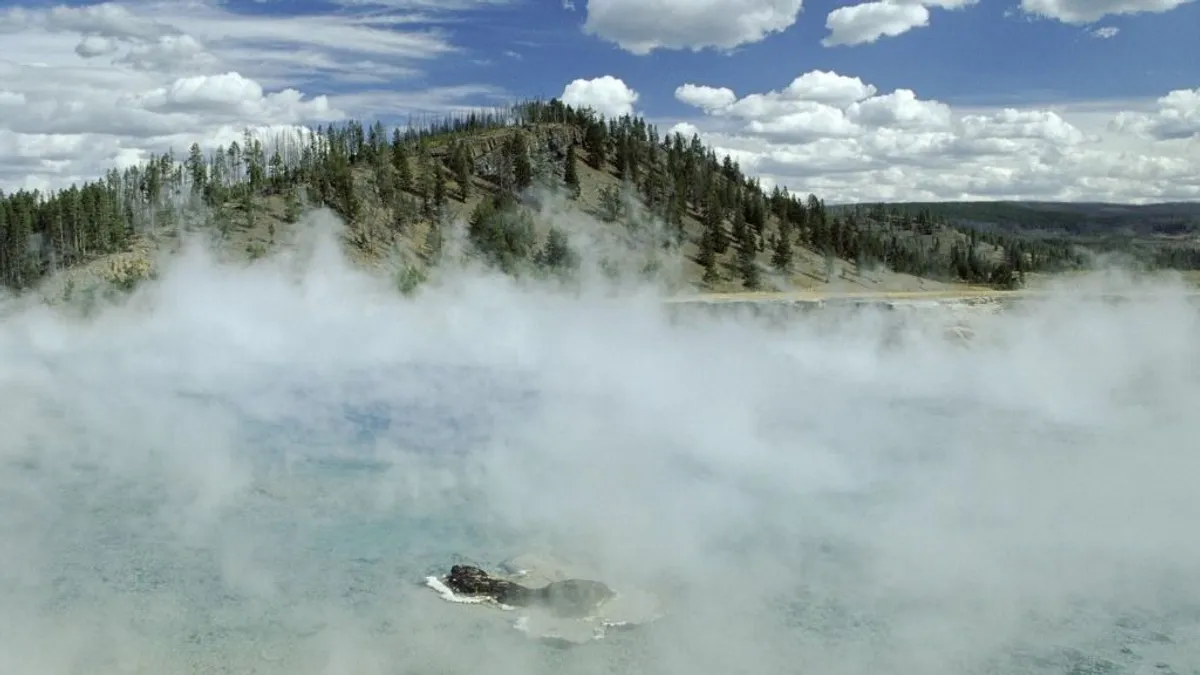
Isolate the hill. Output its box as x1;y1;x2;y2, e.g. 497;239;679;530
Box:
873;201;1200;237
0;99;1174;301
862;201;1200;272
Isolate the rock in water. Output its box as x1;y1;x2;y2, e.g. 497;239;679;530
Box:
445;564;537;607
537;579;616;618
426;555;664;644
443;564;614;618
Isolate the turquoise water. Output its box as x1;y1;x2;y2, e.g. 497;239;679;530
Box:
6;375;1199;675
5;289;1200;674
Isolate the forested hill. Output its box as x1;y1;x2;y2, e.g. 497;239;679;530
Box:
877;201;1200;237
862;201;1200;271
0;99;1111;298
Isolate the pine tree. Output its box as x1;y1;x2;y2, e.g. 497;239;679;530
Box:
507;134;533;192
416;149;434;219
185;143;207;194
564;144;581;198
598;185;622;223
771;223;794;273
702;186;727;254
425;218;444;263
391;130;413;193
732;207;759;289
737;240;759;289
698;219;721;286
536;226;578;272
433;165;447;216
451;142;472;200
583;120;606;170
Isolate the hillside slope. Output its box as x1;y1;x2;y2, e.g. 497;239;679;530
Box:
2;100;1098;301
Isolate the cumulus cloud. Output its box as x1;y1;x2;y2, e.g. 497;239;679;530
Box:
673;69;1200;202
676;71;879;128
1089;25;1120;38
848;89;953;130
1020;0;1196;23
561;75;640;118
130;72;336;120
1111;88;1200;140
675;84;737;111
823;0;979;47
582;0;804;54
0;1;505;192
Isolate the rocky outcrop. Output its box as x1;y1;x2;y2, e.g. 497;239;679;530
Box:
444;564;615;618
445;564;537;606
441;125;581;186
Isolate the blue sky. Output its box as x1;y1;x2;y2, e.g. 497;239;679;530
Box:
1;0;1198;201
199;0;1200;111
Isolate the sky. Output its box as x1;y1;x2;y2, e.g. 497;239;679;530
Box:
0;0;1197;202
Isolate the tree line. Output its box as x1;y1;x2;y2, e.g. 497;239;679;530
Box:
2;97;1192;293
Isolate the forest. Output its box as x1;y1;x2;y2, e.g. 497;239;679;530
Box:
3;98;1177;296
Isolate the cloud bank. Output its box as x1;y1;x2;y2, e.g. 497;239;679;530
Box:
667;70;1200;202
0;0;499;192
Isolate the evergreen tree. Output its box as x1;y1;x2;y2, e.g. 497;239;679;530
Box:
391;130;413;193
701;186;728;254
583;120;607;170
425;218;444;263
597;185;622;223
506;134;533;192
186;143;207;194
433;165;447;216
451;142;472;200
536;226;579;272
563;144;581;198
467;194;536;272
698;218;721;286
731;207;759;289
736;237;760;290
771;224;794;273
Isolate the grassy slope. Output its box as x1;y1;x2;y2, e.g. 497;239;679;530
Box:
35;124;1003;303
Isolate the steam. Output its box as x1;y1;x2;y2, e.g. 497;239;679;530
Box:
2;209;1199;674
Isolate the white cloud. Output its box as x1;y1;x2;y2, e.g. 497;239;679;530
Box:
0;1;507;193
823;0;978;47
1111;88;1200;140
672;70;1200;202
674;70;885;143
675;84;737;111
848;89;953;130
823;1;929;47
561;76;639;118
1089;25;1120;38
675;71;878;128
1020;0;1196;24
128;71;339;122
582;0;804;54
778;70;879;105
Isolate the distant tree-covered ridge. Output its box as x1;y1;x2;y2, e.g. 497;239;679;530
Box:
6;97;1189;296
